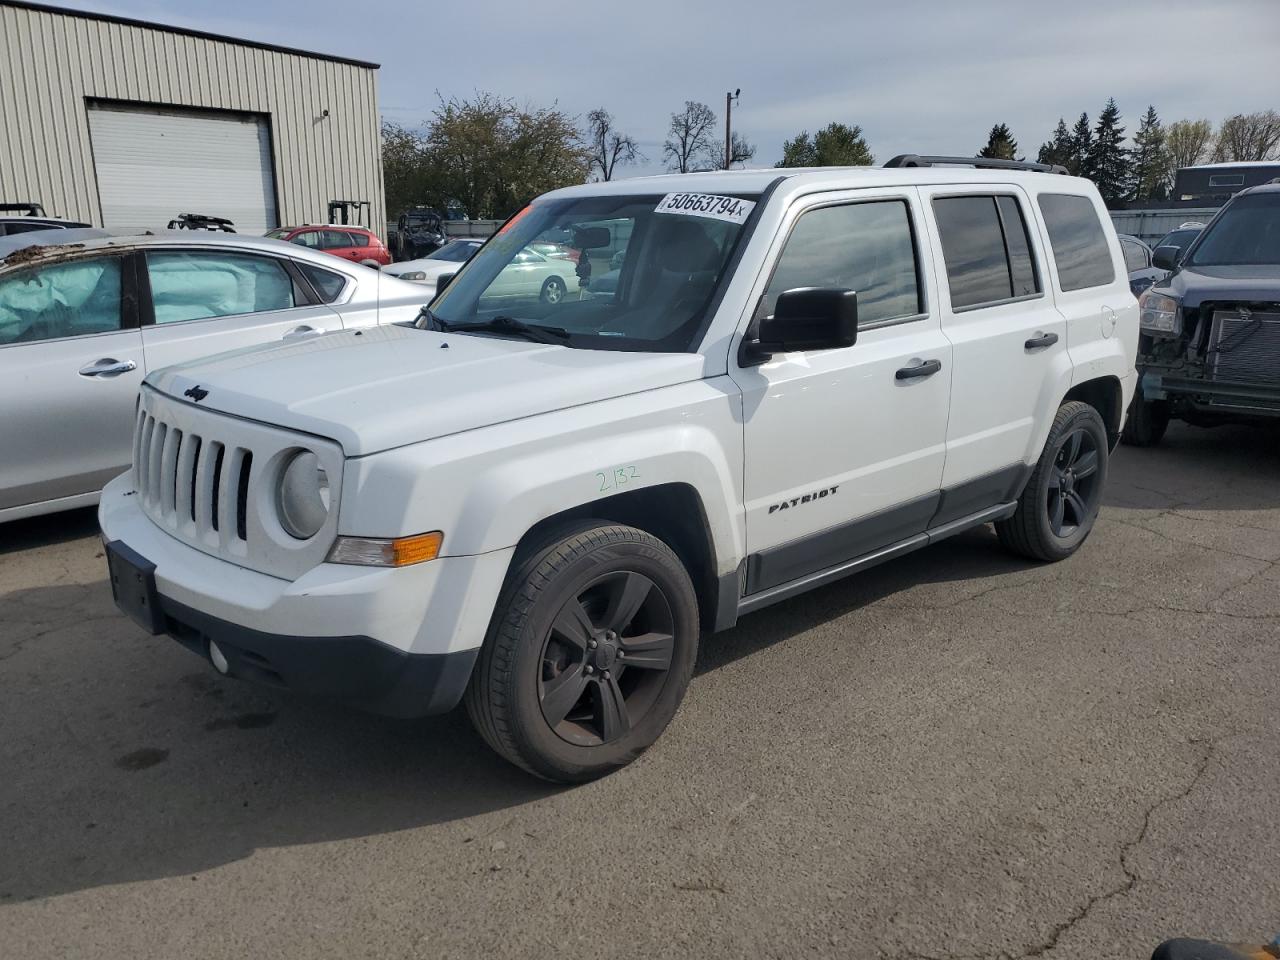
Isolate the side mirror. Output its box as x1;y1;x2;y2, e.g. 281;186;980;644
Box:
435;271;457;293
1152;245;1181;271
744;288;858;364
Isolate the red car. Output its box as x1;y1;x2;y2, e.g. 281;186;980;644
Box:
265;225;391;267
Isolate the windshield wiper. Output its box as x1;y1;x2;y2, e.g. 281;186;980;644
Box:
438;315;571;344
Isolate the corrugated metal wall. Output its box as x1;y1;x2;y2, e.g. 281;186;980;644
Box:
0;2;385;237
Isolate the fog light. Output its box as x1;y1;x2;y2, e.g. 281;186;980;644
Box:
209;640;230;675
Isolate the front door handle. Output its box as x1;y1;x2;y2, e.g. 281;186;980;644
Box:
1025;332;1059;350
282;325;320;340
78;358;137;378
895;359;942;381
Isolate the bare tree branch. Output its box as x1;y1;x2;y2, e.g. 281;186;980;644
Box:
586;108;641;181
663;101;718;174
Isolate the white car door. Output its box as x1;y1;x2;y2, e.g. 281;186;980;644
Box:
918;186;1068;487
731;189;953;597
139;248;345;372
0;253;145;514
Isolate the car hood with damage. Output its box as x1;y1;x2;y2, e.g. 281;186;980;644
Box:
146;324;707;456
1157;263;1280;309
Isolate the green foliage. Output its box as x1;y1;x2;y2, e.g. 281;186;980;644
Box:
1037;118;1074;169
1166;119;1214;170
380;94;589;222
977;123;1018;160
1069;112;1093;178
1087;99;1128;204
1129;105;1170;201
776;122;873;167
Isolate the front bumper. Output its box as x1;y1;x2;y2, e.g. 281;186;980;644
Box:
98;474;511;717
1142;369;1280;416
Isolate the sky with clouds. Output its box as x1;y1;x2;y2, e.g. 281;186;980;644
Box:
51;0;1280;177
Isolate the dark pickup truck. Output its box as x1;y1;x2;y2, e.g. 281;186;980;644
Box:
1124;183;1280;445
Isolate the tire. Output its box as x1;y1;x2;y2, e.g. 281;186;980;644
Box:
465;521;699;782
996;401;1109;563
540;276;566;304
1120;383;1170;447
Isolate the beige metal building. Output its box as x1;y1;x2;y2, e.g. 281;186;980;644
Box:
0;1;385;237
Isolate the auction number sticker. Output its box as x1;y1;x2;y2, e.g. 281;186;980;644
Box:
655;193;755;224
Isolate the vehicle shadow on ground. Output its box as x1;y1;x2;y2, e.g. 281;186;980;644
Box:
2;423;1275;904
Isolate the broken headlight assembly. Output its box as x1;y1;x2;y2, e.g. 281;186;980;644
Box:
1139;290;1181;336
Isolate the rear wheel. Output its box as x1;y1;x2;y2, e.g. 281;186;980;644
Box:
540;277;567;304
997;401;1109;562
465;522;699;782
1121;383;1170;447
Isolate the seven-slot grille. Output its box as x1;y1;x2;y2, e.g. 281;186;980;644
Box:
133;407;253;547
130;385;344;579
1210;310;1280;385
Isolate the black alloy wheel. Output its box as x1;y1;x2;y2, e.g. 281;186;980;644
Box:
538;570;675;746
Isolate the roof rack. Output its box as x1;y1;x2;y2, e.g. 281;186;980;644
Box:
0;202;47;216
884;155;1070;176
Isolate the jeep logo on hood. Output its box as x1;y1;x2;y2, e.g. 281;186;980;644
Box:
183;385;209;403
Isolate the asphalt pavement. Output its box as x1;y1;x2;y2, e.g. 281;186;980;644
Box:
2;422;1278;959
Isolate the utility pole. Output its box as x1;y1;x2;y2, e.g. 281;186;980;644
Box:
725;88;740;169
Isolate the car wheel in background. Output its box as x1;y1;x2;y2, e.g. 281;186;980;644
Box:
540;277;566;304
1121;382;1170;447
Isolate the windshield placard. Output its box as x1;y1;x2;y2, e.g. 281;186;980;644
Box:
655;193;755;224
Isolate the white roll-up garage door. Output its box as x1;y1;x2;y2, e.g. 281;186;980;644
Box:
88;103;278;234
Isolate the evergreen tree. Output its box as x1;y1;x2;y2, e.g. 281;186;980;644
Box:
977;123;1018;160
777;122;873;167
1037;118;1074;168
1129;105;1170;201
1087;99;1129;204
1069;112;1093;178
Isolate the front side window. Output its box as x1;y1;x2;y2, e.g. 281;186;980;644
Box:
146;251;296;324
1185;192;1280;267
1037;193;1116;291
933;195;1042;309
426;192;758;352
0;256;123;345
763;199;922;324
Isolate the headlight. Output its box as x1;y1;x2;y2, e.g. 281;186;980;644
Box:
1139;290;1180;335
398;271;426;281
276;450;330;539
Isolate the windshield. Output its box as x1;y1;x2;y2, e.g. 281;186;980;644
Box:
430;240;478;263
1185;193;1280;267
424;192;758;352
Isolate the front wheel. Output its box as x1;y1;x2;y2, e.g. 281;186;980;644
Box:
1121;383;1170;447
465;522;699;782
540;276;566;304
996;401;1109;562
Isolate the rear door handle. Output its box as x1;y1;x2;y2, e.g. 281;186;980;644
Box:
895;359;942;381
1024;332;1059;350
282;325;320;340
78;358;137;378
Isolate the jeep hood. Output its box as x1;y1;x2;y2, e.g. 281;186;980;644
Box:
1163;264;1280;308
146;325;706;456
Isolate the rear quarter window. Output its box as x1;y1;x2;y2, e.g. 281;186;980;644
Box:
1037;194;1116;291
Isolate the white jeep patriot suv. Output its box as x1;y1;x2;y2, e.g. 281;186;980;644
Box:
100;156;1138;781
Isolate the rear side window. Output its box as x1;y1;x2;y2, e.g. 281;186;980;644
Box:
1037;194;1116;291
146;251;296;323
1120;239;1148;272
764;199;922;324
298;262;348;303
0;256;123;345
932;195;1042;310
